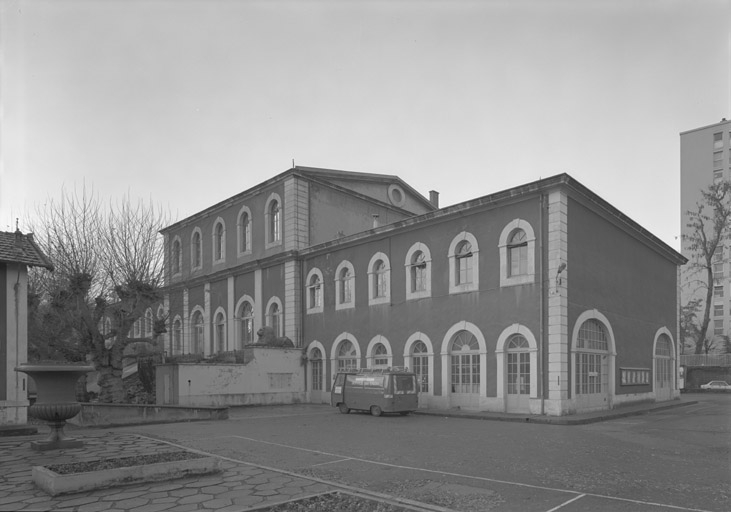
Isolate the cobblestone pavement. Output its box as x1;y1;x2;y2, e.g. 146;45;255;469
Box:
0;431;340;512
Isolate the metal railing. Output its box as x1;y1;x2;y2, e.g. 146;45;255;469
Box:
680;354;731;367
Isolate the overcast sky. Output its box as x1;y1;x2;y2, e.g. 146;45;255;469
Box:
1;0;729;250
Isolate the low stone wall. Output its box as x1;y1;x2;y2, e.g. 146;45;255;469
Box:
67;403;228;428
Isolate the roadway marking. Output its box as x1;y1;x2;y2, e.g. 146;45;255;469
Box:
545;494;586;511
310;457;354;467
138;434;714;512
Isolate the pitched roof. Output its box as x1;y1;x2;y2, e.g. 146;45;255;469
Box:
0;230;54;270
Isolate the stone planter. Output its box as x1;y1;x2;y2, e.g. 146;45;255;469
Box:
15;363;94;451
32;455;221;496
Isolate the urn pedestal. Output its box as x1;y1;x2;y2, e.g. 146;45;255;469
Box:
15;364;94;451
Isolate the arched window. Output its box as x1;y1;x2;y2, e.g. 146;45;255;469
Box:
575;319;609;395
456;242;473;285
654;332;674;400
214;311;226;353
133;318;142;338
499;219;536;287
145;308;154;337
368;253;391;305
191;229;202;269
508;229;528;276
412;341;429;392
311;347;323;392
270;200;280;242
448;232;479;294
450;330;480;394
337;340;358;371
191;311;204;354
238;301;254;348
335;261;355;310
405;243;431;300
373;343;388;368
411;252;427;292
213;220;225;262
172;238;181;275
506;335;530;396
172;317;182;354
306;269;324;313
238;208;251;255
374;261;387;297
267;301;282;337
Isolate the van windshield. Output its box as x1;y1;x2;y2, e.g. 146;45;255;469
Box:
394;375;416;394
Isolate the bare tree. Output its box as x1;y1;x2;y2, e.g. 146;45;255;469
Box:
683;180;731;354
29;184;170;402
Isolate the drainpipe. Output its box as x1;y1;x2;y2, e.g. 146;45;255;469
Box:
539;194;546;416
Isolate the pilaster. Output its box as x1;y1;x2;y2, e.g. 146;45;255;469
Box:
283;176;309;251
545;190;569;414
284;260;301;346
203;283;211;356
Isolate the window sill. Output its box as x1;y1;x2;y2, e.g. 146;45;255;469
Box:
335;302;355;311
368;296;391;306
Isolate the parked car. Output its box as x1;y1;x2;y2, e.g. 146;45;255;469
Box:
700;380;731;391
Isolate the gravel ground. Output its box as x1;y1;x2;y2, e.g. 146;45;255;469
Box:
262;492;412;512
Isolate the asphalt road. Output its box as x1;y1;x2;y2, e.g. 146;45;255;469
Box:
124;394;731;512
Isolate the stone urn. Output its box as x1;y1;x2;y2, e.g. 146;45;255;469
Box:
15;363;94;451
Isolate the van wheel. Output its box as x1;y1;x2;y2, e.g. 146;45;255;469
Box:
370;405;382;417
338;403;350;414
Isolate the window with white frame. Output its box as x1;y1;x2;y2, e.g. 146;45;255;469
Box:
213;219;225;263
172;237;182;275
575;319;609;395
448;232;479;294
405;243;431;300
335;261;355;310
191;311;205;354
450;330;480;394
654;334;673;389
265;194;282;248
368;252;391;305
145;308;154;337
506;335;530;396
499;220;536;287
238;301;254;348
191;229;202;270
267;300;282;337
172;317;182;354
134;318;142;338
214;311;226;353
311;347;323;391
306;268;324;313
372;343;389;368
238;207;252;255
337;340;358;371
412;341;429;392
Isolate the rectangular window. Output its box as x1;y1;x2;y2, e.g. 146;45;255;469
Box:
714;132;723;149
413;355;429;393
714;319;724;335
312;360;323;391
714;170;724;182
714;151;723;169
714;248;724;262
714;304;724;316
714;262;724;280
714;285;724;298
458;256;473;285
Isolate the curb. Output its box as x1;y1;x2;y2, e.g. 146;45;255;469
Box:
412;400;698;425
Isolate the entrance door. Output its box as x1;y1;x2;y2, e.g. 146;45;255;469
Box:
506;339;530;413
449;331;481;409
654;334;673;402
309;348;325;403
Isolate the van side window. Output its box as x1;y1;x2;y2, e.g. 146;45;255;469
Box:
346;374;358;386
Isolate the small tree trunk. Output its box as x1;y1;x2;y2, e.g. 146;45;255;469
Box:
95;343;126;403
696;265;714;354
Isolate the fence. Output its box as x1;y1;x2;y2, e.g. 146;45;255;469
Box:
680;354;731;367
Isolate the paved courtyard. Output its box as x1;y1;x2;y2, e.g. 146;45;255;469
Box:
0;394;728;511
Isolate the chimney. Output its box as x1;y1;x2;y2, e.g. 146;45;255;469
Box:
372;214;380;229
429;190;440;208
14;228;25;256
